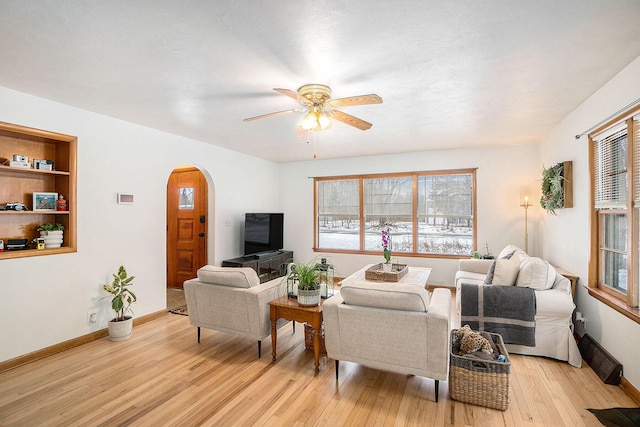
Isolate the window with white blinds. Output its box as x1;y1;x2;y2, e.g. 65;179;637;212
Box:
590;109;640;310
593;122;628;209
634;114;640;208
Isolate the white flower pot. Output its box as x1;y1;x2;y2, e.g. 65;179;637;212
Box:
298;288;321;307
107;317;133;341
382;263;392;272
40;230;63;248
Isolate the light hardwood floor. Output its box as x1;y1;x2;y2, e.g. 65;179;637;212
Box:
0;298;636;426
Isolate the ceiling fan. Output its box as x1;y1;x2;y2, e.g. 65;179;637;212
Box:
243;84;382;135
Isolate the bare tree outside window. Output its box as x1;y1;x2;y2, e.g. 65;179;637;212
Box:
317;179;360;250
315;170;475;256
418;174;473;255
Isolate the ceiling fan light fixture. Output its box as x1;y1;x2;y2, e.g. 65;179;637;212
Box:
318;113;332;130
299;110;332;131
244;83;381;134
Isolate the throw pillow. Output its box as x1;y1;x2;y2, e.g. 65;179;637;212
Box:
483;261;496;285
500;250;516;260
515;257;556;290
498;245;527;264
483;258;519;286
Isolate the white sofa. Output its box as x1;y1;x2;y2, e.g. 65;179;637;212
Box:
323;280;451;402
183;266;287;358
454;245;581;367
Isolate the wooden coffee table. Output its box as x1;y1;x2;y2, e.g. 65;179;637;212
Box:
269;296;324;373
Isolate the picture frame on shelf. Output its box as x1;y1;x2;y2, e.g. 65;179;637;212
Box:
33;192;58;211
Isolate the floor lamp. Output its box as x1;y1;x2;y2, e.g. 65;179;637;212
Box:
520;196;532;253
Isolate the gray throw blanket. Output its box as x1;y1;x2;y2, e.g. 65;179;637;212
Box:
460;283;536;347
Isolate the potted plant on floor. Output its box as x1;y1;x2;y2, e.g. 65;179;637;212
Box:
288;258;323;306
36;223;64;248
102;265;137;341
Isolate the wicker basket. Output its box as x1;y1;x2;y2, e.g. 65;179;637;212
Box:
364;263;408;282
304;323;326;354
449;331;511;410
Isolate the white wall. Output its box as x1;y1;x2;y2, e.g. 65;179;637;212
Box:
0;87;280;363
539;55;640;390
280;144;541;285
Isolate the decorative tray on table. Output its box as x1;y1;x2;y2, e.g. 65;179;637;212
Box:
364;263;408;282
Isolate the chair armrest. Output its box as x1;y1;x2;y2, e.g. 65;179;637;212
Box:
245;277;287;337
458;259;494;274
427;288;451;323
550;274;572;294
426;288;451;375
322;293;344;356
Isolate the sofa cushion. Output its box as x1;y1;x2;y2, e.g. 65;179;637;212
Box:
197;266;260;288
483;258;519;286
516;257;556;290
340;281;430;312
498;244;528;264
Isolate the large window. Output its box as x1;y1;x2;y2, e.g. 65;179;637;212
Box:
590;111;640;312
315;169;476;257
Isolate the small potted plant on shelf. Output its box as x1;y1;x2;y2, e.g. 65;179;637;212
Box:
471;243;494;260
287;258;323;307
36;223;64;248
102;265;137;341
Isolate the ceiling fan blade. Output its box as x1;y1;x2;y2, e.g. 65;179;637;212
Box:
243;108;302;122
330;110;373;130
273;88;309;105
328;94;382;109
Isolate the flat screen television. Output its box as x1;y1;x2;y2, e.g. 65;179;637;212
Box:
244;213;284;256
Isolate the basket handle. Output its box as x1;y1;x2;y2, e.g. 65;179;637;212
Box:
471;361;491;372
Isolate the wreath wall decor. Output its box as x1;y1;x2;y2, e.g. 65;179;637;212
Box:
540;161;573;215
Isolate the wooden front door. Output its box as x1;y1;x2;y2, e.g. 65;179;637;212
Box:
167;167;207;288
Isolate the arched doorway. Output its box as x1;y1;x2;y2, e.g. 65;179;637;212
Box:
166;166;208;289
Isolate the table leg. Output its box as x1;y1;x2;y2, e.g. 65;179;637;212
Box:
313;324;320;373
271;318;277;362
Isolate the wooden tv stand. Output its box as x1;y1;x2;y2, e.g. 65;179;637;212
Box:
222;250;293;283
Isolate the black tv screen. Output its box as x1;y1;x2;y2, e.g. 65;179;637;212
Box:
244;213;284;256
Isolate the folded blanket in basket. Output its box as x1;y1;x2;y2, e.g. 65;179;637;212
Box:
460;283;536;347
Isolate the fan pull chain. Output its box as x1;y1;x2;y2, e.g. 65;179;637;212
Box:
313;131;318;158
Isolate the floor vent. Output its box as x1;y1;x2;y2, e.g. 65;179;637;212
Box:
578;334;622;385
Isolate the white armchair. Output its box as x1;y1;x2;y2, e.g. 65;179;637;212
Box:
323;281;451;402
183;266;287;358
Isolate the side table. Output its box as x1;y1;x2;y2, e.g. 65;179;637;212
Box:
553;266;578;299
269;296;324;373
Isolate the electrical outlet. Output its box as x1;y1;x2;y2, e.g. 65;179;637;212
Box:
87;311;97;323
575;312;587;330
224;218;232;227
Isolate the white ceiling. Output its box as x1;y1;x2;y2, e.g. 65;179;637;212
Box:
1;1;640;163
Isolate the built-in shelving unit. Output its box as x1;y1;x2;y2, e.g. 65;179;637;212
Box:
0;121;77;260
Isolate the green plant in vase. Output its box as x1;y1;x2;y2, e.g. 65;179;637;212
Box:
102;265;137;321
288;258;323;306
101;265;137;341
36;223;64;234
290;259;323;291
